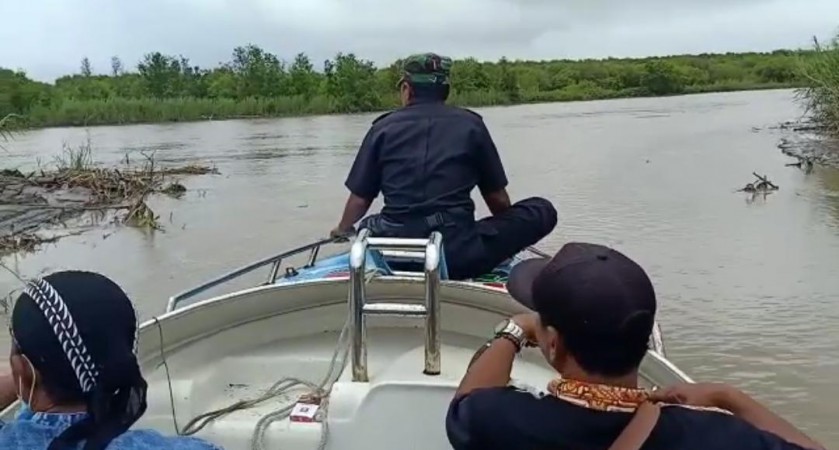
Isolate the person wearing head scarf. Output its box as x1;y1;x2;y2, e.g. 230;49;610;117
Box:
0;270;223;450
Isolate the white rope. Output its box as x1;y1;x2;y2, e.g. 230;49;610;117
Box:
173;270;378;449
250;315;351;450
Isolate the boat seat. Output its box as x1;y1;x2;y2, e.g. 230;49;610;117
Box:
324;330;556;450
326;344;460;450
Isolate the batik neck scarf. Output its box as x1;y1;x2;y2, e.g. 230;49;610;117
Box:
547;378;732;415
547;378;649;413
12;271;148;450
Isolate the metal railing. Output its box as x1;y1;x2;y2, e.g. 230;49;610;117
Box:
166;237;339;312
349;229;443;382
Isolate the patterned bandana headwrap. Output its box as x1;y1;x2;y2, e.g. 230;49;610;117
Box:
11;271;147;450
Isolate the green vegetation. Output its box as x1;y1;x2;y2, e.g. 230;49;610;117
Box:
0;46;817;129
798;35;839;138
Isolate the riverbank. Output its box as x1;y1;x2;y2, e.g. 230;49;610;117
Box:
1;47;812;129
15;81;798;129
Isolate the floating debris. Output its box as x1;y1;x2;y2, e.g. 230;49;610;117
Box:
785;155;815;174
1;147;219;257
739;173;779;193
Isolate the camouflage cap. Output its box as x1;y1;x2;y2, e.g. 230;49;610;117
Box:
400;53;452;85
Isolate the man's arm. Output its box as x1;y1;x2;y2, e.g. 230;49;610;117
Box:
335;194;373;233
717;387;825;450
483;189;511;216
454;314;538;399
473;120;510;216
454;338;517;399
651;384;824;450
334;128;381;233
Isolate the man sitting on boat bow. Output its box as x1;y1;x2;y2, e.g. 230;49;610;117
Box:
330;52;557;280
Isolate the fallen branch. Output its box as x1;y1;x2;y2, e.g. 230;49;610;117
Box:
751;172;779;190
738;173;780;193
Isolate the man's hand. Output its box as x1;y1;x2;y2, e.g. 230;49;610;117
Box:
649;382;734;409
511;313;540;347
329;226;356;241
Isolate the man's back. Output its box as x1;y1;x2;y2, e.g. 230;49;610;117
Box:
334;51;556;280
446;387;809;450
345;101;508;220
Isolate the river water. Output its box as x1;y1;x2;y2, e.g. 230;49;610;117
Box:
1;89;837;444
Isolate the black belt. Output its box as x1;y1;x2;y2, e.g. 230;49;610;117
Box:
393;208;472;229
368;208;471;237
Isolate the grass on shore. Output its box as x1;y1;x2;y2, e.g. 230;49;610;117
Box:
797;35;839;138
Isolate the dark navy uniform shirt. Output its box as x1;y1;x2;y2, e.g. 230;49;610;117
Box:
446;387;810;450
344;100;508;220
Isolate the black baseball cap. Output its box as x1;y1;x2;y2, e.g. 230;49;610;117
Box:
507;242;656;340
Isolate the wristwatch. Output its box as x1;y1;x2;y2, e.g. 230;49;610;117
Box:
493;319;527;352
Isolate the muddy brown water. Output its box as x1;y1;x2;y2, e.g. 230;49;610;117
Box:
1;89;838;445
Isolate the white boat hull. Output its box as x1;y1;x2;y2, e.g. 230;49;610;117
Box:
134;278;687;450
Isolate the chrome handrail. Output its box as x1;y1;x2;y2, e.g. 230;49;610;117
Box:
166;237;340;312
349;229;443;382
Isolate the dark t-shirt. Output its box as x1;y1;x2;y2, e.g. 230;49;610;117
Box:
446;387;809;450
344;100;508;220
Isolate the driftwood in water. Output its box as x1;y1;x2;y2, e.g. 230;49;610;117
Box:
1;157;219;256
739;173;779;193
785;154;815;173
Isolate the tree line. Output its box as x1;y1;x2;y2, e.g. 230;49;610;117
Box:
0;45;818;128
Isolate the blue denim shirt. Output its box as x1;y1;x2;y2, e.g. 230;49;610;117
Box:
0;405;222;450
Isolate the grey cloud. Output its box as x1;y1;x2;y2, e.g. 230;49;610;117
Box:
1;0;837;82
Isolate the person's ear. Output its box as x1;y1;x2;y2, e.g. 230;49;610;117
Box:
400;82;413;103
9;353;32;395
546;325;565;365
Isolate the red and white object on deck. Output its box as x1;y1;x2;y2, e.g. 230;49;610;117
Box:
290;396;322;423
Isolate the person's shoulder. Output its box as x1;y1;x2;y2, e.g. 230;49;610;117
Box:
371;110;396;126
448;385;557;424
656;406;809;450
113;428;223;450
447;387;551;450
443;105;485;123
464;383;551;404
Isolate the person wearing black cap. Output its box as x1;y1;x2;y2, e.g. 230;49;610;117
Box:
330;52;557;281
446;243;824;450
0;271;222;450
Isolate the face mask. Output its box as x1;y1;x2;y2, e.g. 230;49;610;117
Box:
14;402;33;420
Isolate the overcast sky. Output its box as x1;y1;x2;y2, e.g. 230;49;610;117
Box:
2;0;838;82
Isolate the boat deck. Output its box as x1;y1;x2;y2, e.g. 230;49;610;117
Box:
137;297;558;450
